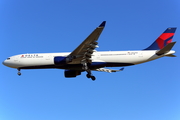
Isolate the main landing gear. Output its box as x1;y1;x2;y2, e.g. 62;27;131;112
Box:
17;68;21;76
82;62;96;81
86;73;96;81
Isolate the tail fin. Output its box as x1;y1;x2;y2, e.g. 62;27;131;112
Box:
144;28;177;50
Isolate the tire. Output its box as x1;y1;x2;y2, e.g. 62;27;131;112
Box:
91;76;96;81
86;74;91;78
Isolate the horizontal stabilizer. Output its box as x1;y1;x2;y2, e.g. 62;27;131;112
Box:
156;42;176;56
165;54;176;57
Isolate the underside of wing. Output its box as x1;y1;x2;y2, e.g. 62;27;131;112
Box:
94;68;124;73
67;21;106;64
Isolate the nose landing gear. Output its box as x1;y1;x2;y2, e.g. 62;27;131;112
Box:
17;68;21;76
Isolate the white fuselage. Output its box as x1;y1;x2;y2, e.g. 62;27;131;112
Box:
2;50;175;70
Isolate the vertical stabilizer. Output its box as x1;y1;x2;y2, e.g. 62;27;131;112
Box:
145;28;177;50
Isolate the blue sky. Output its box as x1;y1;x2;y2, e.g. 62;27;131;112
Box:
0;0;180;120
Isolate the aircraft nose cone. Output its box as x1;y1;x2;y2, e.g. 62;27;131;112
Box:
2;60;10;67
2;58;18;68
2;60;6;66
2;60;13;68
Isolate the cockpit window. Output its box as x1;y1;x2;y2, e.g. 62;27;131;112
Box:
7;58;10;60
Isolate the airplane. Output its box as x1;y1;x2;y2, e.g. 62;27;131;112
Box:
2;21;177;81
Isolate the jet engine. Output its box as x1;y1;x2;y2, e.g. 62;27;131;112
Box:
64;70;81;78
54;56;72;65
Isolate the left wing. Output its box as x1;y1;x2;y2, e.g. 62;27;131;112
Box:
67;21;106;64
94;68;124;73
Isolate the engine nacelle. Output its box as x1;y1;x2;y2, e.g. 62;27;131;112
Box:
54;56;71;65
64;70;81;78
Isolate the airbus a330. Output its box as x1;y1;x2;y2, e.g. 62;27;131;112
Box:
3;21;177;80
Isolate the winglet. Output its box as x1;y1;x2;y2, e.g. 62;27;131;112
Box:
120;68;124;71
99;21;106;27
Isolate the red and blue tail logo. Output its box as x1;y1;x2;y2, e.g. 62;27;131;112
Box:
145;28;177;50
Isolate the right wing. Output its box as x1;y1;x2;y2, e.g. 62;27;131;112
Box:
67;21;106;64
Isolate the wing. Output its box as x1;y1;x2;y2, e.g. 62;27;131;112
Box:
67;21;106;64
94;68;124;73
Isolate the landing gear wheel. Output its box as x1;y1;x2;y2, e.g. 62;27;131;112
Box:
86;74;91;78
18;72;21;76
81;61;96;80
91;76;96;81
